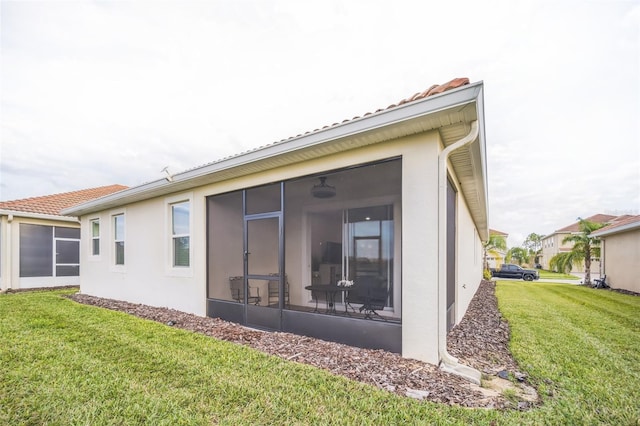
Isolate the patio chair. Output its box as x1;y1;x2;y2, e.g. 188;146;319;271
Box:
357;276;388;320
229;276;261;305
593;275;608;289
268;274;290;307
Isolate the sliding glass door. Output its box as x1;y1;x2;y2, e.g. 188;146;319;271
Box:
308;205;394;309
307;207;396;316
345;205;394;307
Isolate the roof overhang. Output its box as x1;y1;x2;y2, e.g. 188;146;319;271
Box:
591;221;640;237
63;81;488;237
0;209;79;223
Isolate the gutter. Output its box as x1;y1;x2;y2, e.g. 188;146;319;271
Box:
437;120;482;385
0;209;79;223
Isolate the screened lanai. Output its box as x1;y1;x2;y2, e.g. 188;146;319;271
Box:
206;157;402;351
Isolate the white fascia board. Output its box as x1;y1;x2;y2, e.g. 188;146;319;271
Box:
0;209;79;223
63;82;484;217
591;221;640;237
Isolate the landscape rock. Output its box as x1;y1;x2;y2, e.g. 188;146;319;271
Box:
406;389;431;400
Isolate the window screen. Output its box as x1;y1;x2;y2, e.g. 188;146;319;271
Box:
20;224;53;277
56;240;80;264
55;227;80;239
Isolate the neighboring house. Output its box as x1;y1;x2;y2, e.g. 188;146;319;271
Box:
540;214;618;272
590;215;640;294
486;228;508;269
63;78;488;383
0;185;127;291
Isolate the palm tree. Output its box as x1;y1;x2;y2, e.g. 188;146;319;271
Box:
553;218;605;285
549;251;575;274
483;234;507;272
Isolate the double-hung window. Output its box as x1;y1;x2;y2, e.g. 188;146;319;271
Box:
171;201;190;267
91;219;100;256
114;214;125;265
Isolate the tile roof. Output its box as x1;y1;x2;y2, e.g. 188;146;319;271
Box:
0;185;128;217
179;77;471;175
287;77;471;137
554;214;619;233
489;228;509;237
382;77;471;109
591;215;640;235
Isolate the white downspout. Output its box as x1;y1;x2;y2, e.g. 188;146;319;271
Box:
437;120;482;384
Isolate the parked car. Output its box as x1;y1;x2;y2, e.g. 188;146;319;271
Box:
491;264;540;281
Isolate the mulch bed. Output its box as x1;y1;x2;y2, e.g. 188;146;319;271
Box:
61;280;532;409
447;280;519;376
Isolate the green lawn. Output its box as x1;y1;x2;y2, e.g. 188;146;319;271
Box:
536;270;579;280
1;285;638;425
496;281;640;424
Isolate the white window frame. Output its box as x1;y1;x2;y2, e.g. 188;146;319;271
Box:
171;201;190;267
111;210;126;272
165;193;193;277
90;218;100;258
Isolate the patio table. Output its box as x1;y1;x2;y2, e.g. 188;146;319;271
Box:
304;284;351;314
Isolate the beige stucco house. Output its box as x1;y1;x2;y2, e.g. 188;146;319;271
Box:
590;215;640;293
540;214;618;272
63;78;488;383
0;185;127;291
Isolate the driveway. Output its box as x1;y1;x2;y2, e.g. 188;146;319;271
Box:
492;275;588;285
492;277;582;284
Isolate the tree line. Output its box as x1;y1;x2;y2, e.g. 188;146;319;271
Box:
483;218;605;285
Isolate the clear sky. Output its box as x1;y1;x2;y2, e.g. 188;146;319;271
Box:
1;0;638;247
